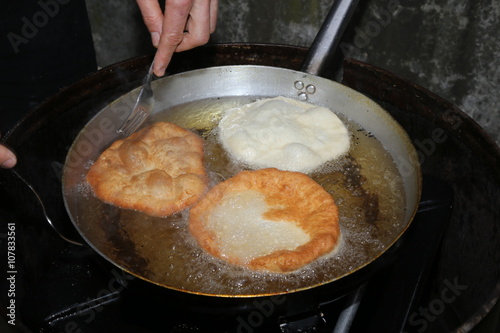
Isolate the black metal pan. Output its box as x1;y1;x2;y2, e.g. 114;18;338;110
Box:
61;0;421;311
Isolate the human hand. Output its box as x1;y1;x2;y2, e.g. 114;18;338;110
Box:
0;144;16;169
136;0;218;77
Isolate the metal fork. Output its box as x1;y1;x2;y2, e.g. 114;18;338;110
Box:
117;61;155;136
11;169;84;246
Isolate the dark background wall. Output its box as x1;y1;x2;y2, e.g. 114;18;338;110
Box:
85;0;500;146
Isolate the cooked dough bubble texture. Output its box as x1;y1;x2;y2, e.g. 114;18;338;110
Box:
189;168;341;273
86;122;208;217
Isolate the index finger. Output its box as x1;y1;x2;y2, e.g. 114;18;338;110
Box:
154;0;195;76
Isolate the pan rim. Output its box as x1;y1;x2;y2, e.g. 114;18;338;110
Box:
62;64;422;298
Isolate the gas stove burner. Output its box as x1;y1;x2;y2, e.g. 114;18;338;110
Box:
19;175;453;333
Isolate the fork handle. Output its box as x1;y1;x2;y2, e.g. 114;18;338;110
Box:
11;169;84;246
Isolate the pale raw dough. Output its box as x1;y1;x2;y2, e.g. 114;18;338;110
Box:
218;96;350;173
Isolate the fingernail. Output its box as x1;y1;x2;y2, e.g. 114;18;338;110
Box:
153;64;166;77
157;67;166;77
151;32;160;47
1;158;16;169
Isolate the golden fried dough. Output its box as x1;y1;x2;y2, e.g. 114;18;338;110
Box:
86;122;208;217
189;168;341;273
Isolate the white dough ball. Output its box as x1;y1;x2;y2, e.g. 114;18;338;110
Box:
218;96;350;173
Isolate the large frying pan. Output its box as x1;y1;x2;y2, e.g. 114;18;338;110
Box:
62;0;421;310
